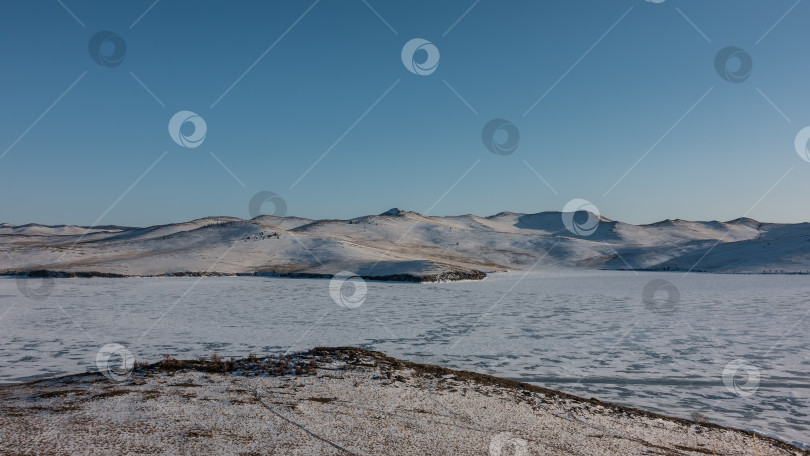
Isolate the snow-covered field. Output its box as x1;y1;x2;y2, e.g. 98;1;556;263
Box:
0;271;807;448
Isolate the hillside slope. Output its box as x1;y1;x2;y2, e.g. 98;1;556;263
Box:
1;209;809;280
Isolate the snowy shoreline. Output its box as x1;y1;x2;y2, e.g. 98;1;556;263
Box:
0;347;805;455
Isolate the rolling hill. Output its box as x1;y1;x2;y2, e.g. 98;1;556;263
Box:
2;209;809;281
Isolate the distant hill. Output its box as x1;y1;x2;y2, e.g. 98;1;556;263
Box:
2;209;809;280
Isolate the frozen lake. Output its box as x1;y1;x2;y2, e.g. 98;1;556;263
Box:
1;271;808;447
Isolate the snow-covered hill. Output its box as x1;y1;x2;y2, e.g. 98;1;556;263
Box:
1;209;809;280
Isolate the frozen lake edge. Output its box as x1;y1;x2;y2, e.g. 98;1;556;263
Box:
0;347;805;455
2;271;808;448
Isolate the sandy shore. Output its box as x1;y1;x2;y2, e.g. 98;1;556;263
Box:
0;347;805;455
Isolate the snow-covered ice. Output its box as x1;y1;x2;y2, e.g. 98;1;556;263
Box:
0;271;807;448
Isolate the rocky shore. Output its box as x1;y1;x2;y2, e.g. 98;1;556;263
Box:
0;347;804;455
2;267;488;283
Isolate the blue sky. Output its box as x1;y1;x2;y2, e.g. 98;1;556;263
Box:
1;0;809;226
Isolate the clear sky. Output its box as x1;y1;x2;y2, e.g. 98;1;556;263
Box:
1;0;809;227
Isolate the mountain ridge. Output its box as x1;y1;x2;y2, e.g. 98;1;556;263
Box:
3;209;799;231
2;210;809;280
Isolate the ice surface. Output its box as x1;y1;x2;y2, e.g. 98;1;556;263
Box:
0;271;807;447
